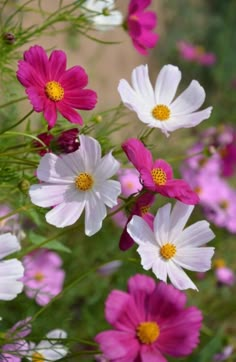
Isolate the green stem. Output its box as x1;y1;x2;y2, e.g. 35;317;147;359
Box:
0;109;34;134
0;96;27;109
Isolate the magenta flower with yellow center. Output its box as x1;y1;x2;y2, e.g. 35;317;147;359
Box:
17;45;97;129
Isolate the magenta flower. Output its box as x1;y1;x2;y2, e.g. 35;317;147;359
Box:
2;317;32;362
95;274;202;362
122;138;199;204
125;0;159;55
17;45;97;128
215;267;235;286
177;41;216;66
22;249;65;306
119;191;155;251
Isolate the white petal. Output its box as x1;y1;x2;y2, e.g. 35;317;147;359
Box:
137;245;159;270
152;257;168;282
131;65;155;104
95;152;120;181
170;80;206;115
169;201;194;243
178;220;215;247
0;279;23;300
45;193;86;228
154;64;182;105
153;203;171;246
127;215;157;246
46;329;67;339
60;150;86;174
29;184;73;207
36;330;67;361
37;153;75;184
0;233;21;258
79;135;101;172
174;247;215;272
85;191;107;236
167;260;198;290
97;180;121;208
0;259;24;278
118;79;151;113
168;107;213;130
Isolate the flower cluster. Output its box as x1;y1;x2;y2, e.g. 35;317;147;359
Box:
177;41;216;66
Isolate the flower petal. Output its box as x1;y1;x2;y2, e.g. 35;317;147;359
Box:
36;153;75;183
79;135;102;172
85;191;107;236
153;203;171;246
177;220;215;247
59;66;88;89
29;184;73;207
168;107;213;130
95;151;120;180
131;65;155;104
0;279;23;300
48;50;67;80
44;99;57;129
154;65;181;105
122;138;153;172
167;260;198;290
26;86;45;112
57;101;83;125
168;201;194;243
137;244;159;270
0;233;21;258
174;247;215;272
96;180;121;208
23;45;49;82
127;215;156;246
170;80;206;115
64;89;97;110
140;345;167;362
118;79;151;113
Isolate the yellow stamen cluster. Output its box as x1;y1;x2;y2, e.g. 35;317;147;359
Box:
75;172;94;191
136;321;160;344
140;205;150;216
34;272;44;282
152;104;170;121
160;243;176;260
45;81;64;102
213;258;225;269
151;168;167;186
32;352;44;362
219;200;229;210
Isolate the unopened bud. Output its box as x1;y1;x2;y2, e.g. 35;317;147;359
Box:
3;32;15;44
18;179;30;193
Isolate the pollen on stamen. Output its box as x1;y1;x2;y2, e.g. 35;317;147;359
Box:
136;321;160;344
75;172;94;191
152;104;170;121
160;243;176;260
32;352;44;362
140;205;150;216
151;168;167;186
45;81;64;102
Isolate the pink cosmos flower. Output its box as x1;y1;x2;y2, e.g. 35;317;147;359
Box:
215;267;235;286
122;138;199;204
22;249;65;306
177;41;216;66
2;317;32;362
95;274;202;362
125;0;159;55
119;191;155;251
17;45;97;129
213;345;234;361
119;168;141;197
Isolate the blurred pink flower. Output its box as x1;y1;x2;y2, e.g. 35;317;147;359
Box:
213;345;234;361
95;274;203;362
22;249;65;306
177;41;216;66
119;168;141;197
125;0;159;55
17;45;97;128
2;317;32;362
215;267;235;286
123;138;199;204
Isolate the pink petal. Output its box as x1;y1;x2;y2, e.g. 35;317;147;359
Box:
160;179;200;205
17;61;46;88
64;89;97;110
26;86;45;112
128;274;155;316
57;101;83;125
95;330;139;361
138;12;157;29
105;290;143;331
122;138;153;172
60;66;88;89
23;45;49;82
140;345;167;362
43;99;57;129
48;50;67;80
129;0;151;13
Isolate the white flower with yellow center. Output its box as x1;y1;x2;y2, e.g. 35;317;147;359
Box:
29;135;121;236
127;201;215;290
0;233;24;300
83;0;123;31
118;64;213;137
28;329;67;362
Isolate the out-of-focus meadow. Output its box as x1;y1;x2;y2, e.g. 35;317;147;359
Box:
0;0;236;361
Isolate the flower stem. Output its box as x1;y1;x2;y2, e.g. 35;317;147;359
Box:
0;109;34;134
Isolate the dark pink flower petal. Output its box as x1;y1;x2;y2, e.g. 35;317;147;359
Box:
95;330;139;361
57;101;83;125
119;218;135;251
24;45;49;82
64;89;97;110
140;345;167;362
128;274;156;317
138;12;157;29
60;66;88;89
122;138;153;172
26;86;45;112
48;50;67;80
105;290;143;331
44;99;57;129
157;307;202;357
140;168;156;190
17;61;45;88
129;0;151;13
161;179;200;205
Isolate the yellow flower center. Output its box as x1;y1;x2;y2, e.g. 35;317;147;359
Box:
213;258;225;269
194;186;202;195
34;272;44;282
219;200;229;210
32;352;44;362
152;104;170;121
195;45;205;55
160;243;176;260
75;172;94;191
151;168;167;186
45;81;64;102
140;205;150;216
136;322;160;344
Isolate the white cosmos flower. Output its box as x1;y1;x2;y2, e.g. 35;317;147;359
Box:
127;201;215;290
28;329;67;361
0;233;24;300
118;64;213;137
29;135;121;236
83;0;123;31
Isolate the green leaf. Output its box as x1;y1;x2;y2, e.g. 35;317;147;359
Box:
28;231;71;253
191;331;223;362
